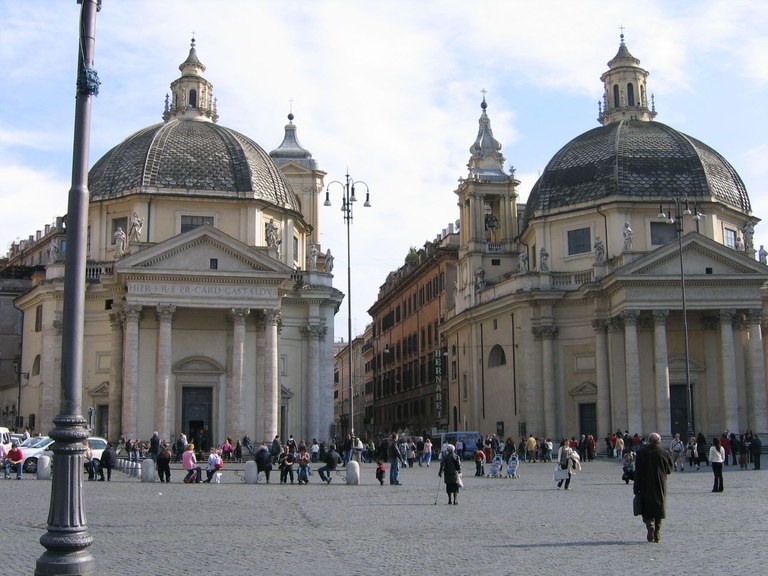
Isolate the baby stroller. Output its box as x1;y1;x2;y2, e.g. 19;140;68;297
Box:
506;454;520;479
487;454;504;478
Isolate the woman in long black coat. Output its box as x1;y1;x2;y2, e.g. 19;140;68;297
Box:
633;432;672;543
438;444;462;505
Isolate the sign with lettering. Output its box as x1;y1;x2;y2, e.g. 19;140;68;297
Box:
127;281;279;305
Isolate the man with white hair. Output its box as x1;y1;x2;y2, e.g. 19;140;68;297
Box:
633;432;673;543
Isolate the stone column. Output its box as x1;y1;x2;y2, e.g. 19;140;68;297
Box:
593;319;611;439
39;311;63;435
155;304;176;442
622;310;642;434
719;309;739;433
540;325;557;437
304;324;324;443
229;308;250;442
107;308;124;443
749;311;768;432
254;313;265;442
122;304;142;440
653;310;671;436
527;327;544;437
263;309;280;442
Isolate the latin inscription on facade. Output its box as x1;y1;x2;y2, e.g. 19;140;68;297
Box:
128;281;278;299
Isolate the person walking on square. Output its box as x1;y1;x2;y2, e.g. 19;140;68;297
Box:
438;444;462;505
614;434;625;460
669;433;685;472
255;443;274;483
685;436;697;471
556;438;574;490
182;443;202;483
696;432;709;468
709;436;725;492
750;434;762;470
387;433;405;485
99;442;117;481
317;444;341;484
375;461;386;485
633;432;673;543
5;442;23;479
156;441;172;482
474;445;486;476
205;448;223;483
278;445;295;484
296;444;311;484
423;437;433;467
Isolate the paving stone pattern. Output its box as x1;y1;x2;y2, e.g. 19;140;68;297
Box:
2;458;766;575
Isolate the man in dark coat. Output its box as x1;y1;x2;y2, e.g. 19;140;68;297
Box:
99;442;118;481
633;432;673;543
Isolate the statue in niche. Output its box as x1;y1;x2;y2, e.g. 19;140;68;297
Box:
324;249;334;273
518;251;528;273
593;236;605;265
759;245;767;265
308;242;319;271
128;212;144;244
735;233;744;252
539;247;549;272
475;268;486;292
46;239;61;264
265;218;279;247
113;227;127;259
743;220;755;251
622;221;633;252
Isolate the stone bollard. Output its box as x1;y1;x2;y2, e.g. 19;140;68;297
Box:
37;455;52;480
130;460;139;478
141;459;155;482
244;461;259;484
345;460;360;485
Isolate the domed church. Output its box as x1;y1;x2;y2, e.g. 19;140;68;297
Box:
14;39;342;446
443;35;768;442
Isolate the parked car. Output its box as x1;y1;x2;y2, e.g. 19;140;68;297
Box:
20;436;55;473
0;427;11;453
42;436;108;473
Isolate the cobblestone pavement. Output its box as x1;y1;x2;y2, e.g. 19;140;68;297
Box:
2;458;766;575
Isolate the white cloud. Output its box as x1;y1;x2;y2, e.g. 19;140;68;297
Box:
0;164;69;249
1;0;766;337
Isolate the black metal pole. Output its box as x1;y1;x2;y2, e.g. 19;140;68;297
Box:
677;205;694;440
345;175;354;439
36;1;100;574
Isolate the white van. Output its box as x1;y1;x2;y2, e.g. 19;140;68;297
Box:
0;427;11;453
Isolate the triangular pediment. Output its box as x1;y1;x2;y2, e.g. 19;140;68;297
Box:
617;233;768;279
570;381;597;396
115;225;293;277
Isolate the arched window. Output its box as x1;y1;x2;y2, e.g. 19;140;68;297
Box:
488;344;506;367
640;85;646;106
613;85;620;109
627;83;635;106
189;89;197;108
32;354;41;376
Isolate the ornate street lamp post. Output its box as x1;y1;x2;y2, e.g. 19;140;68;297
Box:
36;1;100;574
325;171;370;440
658;195;701;440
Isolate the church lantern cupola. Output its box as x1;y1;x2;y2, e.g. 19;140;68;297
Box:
163;37;219;123
598;33;656;125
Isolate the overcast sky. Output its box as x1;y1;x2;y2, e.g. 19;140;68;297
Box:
2;0;767;340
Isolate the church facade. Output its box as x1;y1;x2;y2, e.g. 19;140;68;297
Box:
443;36;768;443
11;40;341;446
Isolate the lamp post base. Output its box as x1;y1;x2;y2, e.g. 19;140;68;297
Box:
35;550;96;576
